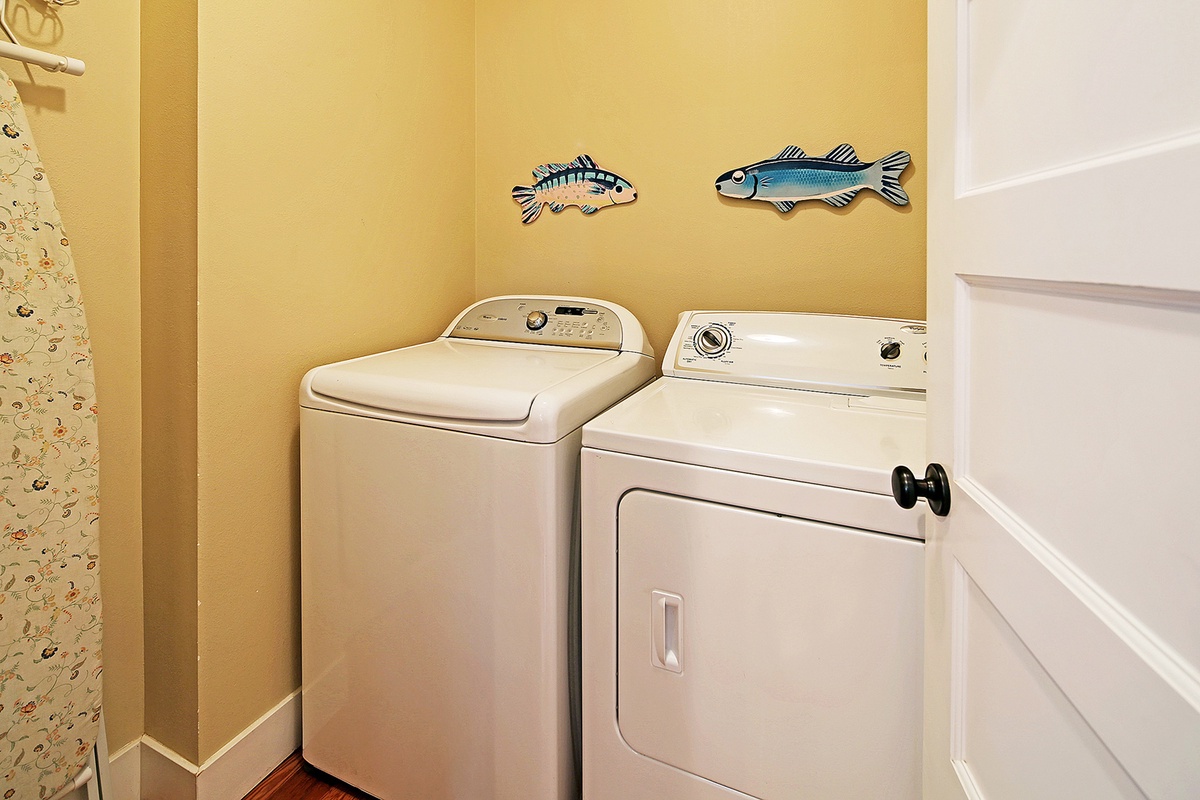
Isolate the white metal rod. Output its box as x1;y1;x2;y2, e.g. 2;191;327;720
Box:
0;40;84;76
45;764;94;800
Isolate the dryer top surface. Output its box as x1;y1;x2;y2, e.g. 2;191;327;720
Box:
583;372;926;496
584;311;928;494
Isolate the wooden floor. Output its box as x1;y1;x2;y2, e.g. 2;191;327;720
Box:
241;752;376;800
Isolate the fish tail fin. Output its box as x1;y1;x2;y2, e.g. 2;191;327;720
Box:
512;185;543;224
873;150;911;206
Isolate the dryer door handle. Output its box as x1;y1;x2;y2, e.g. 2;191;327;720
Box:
651;590;683;673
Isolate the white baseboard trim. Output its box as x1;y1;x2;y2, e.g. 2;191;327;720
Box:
195;690;301;800
140;738;197;800
116;690;301;800
108;738;142;800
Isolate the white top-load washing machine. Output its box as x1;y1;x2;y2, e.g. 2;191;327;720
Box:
300;296;654;800
581;311;928;800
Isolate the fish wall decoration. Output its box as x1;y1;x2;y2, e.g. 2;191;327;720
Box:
715;144;911;212
512;154;636;224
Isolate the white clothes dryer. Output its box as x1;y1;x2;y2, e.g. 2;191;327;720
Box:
581;311;928;800
300;296;654;800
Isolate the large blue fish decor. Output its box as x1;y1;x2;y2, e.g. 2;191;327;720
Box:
715;144;911;212
512;154;637;224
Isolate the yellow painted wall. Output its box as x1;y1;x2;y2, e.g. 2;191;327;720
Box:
5;0;145;751
193;0;476;759
476;0;927;356
141;0;200;761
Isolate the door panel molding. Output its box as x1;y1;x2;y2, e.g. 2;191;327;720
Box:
958;275;1200;311
951;562;1147;800
950;495;1200;799
956;276;1200;677
959;131;1200;198
959;0;1200;191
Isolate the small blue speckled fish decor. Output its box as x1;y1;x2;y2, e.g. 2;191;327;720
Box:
715;144;911;212
512;154;637;224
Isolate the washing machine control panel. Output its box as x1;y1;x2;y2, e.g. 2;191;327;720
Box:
448;297;625;351
667;312;928;395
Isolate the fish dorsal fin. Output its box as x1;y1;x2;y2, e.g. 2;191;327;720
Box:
537;161;573;177
541;156;592;177
773;145;806;159
822;143;861;163
534;155;602;180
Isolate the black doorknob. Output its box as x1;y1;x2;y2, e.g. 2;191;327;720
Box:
891;463;952;517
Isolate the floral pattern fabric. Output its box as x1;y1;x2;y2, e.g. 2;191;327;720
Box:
0;70;102;799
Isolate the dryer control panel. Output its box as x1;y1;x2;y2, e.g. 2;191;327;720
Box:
445;297;636;352
666;311;927;396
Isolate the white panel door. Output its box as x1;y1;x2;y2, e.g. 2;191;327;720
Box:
925;1;1200;799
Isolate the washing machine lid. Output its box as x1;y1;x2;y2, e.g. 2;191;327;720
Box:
308;339;620;422
582;377;926;496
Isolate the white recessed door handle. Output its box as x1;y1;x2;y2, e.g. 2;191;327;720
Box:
651;590;683;673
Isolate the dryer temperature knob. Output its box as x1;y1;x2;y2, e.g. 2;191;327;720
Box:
694;324;732;357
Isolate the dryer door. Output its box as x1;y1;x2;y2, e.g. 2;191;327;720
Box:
617;490;923;800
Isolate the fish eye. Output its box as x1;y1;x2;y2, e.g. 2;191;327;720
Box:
732;170;745;184
615;185;623;193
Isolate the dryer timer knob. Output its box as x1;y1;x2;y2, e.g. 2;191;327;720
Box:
694;324;732;357
526;310;548;331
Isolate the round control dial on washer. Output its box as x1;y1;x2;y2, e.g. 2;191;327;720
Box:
880;341;902;360
526;310;548;331
694;324;733;358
